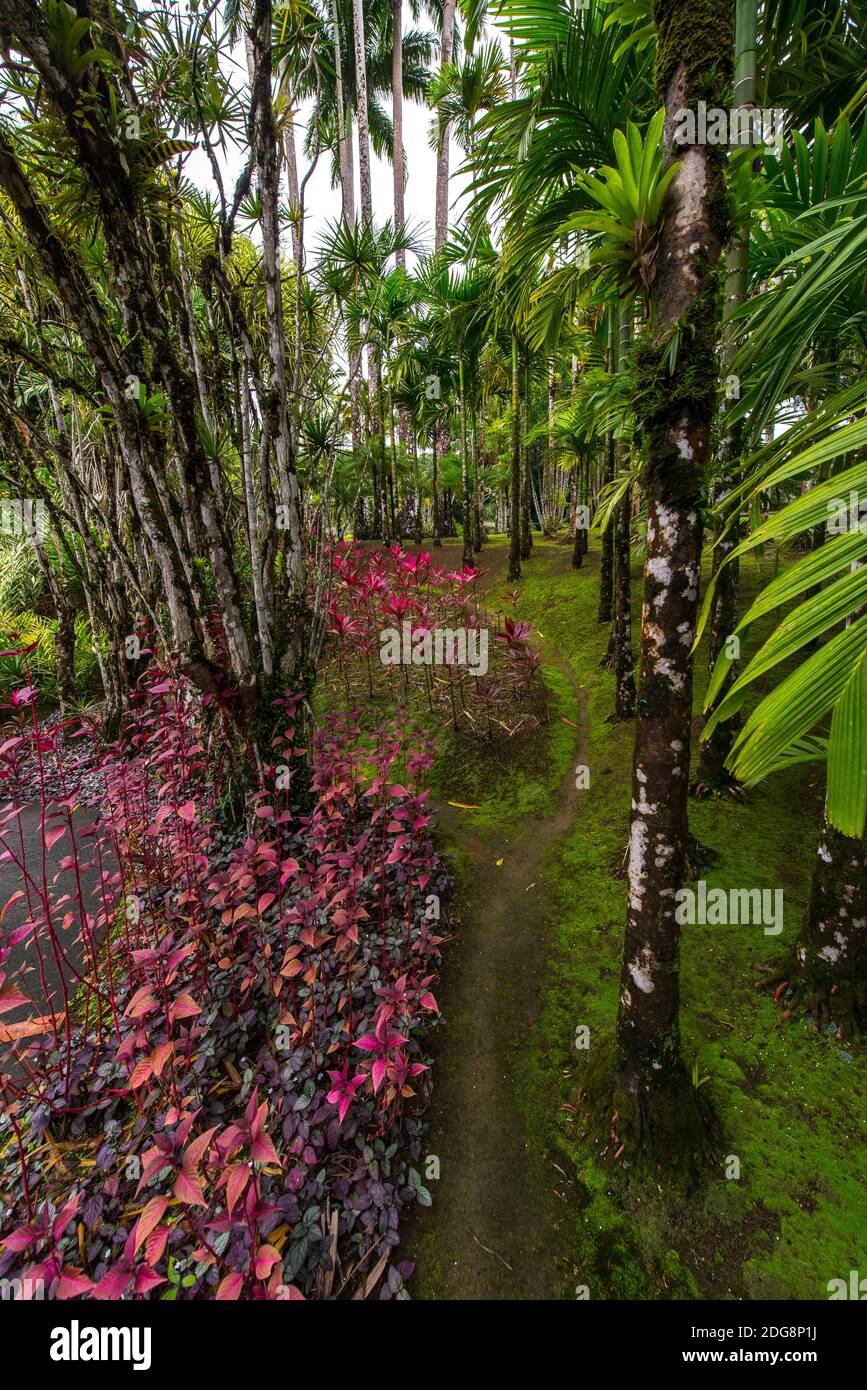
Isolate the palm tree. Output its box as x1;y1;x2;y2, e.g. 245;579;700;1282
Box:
508;328;522;580
610;2;733;1150
433;0;457;249
392;0;406;266
330;0;356;223
352;0;374;225
612;303;636;720
420;238;497;565
695;0;758;790
697;106;867;1030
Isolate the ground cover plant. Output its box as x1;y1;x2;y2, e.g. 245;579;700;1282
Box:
0;665;447;1300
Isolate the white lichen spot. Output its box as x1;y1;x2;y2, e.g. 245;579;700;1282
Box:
629;962;655;994
647;555;673;587
656;655;685;691
628;818;649;914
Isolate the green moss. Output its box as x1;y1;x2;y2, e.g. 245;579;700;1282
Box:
498;539;867;1299
633;270;727;502
653;0;734;113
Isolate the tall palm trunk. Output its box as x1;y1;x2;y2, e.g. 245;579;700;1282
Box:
697;0;756;788
508;331;522;580
431;427;441;546
789;814;867;1031
392;0;406;269
610;0;733;1149
571;462;584;569
250;0;307;692
520;359;532;559
458;356;473;567
352;0;373;225
353;0;388;534
412;430;423;543
281;116;301;264
434;0;457;250
543;358;557;534
473;409;484;551
570;355;585;568
388;381;400;538
598;308;617;624
331;0;355;225
613;307;636;718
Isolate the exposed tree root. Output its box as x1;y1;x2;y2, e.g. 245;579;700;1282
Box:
576;1037;718;1186
755;954;867;1041
690;773;747;803
684;831;719;878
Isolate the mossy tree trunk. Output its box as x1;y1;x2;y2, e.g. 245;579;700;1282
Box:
570;465;584;569
459;355;474;568
612;0;733;1151
798;815;867;1027
519;362;533;561
473;410;484;552
612;304;636;717
759;812;867;1037
597;311;617;625
613;480;636;719
696;0;756;791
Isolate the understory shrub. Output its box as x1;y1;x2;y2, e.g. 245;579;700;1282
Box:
319;543;547;739
0;668;448;1299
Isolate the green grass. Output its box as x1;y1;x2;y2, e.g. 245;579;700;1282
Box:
489;537;867;1301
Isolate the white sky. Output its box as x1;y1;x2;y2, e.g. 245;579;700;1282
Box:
182;3;481;265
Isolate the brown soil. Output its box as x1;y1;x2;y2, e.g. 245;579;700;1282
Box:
399;552;588;1298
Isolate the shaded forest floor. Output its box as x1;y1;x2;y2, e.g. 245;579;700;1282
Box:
375;535;867;1301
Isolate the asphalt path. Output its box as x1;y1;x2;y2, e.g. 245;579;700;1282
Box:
0;799;119;1061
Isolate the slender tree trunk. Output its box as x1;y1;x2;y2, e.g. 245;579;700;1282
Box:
392;0;406;269
598;309;617;624
281;115;301;264
352;0;373;227
789;813;867;1031
508;332;522;580
388;382;400;538
330;0;355;225
412;430;423;543
431;429;441;546
473;410;484;551
543;358;557;534
571;464;585;569
520;363;532;559
696;0;756;789
610;0;733;1148
459;356;473;567
613;484;636;718
434;0;457;250
613;306;636;717
249;0;307;693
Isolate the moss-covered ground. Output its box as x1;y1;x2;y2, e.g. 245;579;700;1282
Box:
505;536;861;1295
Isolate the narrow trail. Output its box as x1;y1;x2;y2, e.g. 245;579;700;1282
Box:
401;639;588;1299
